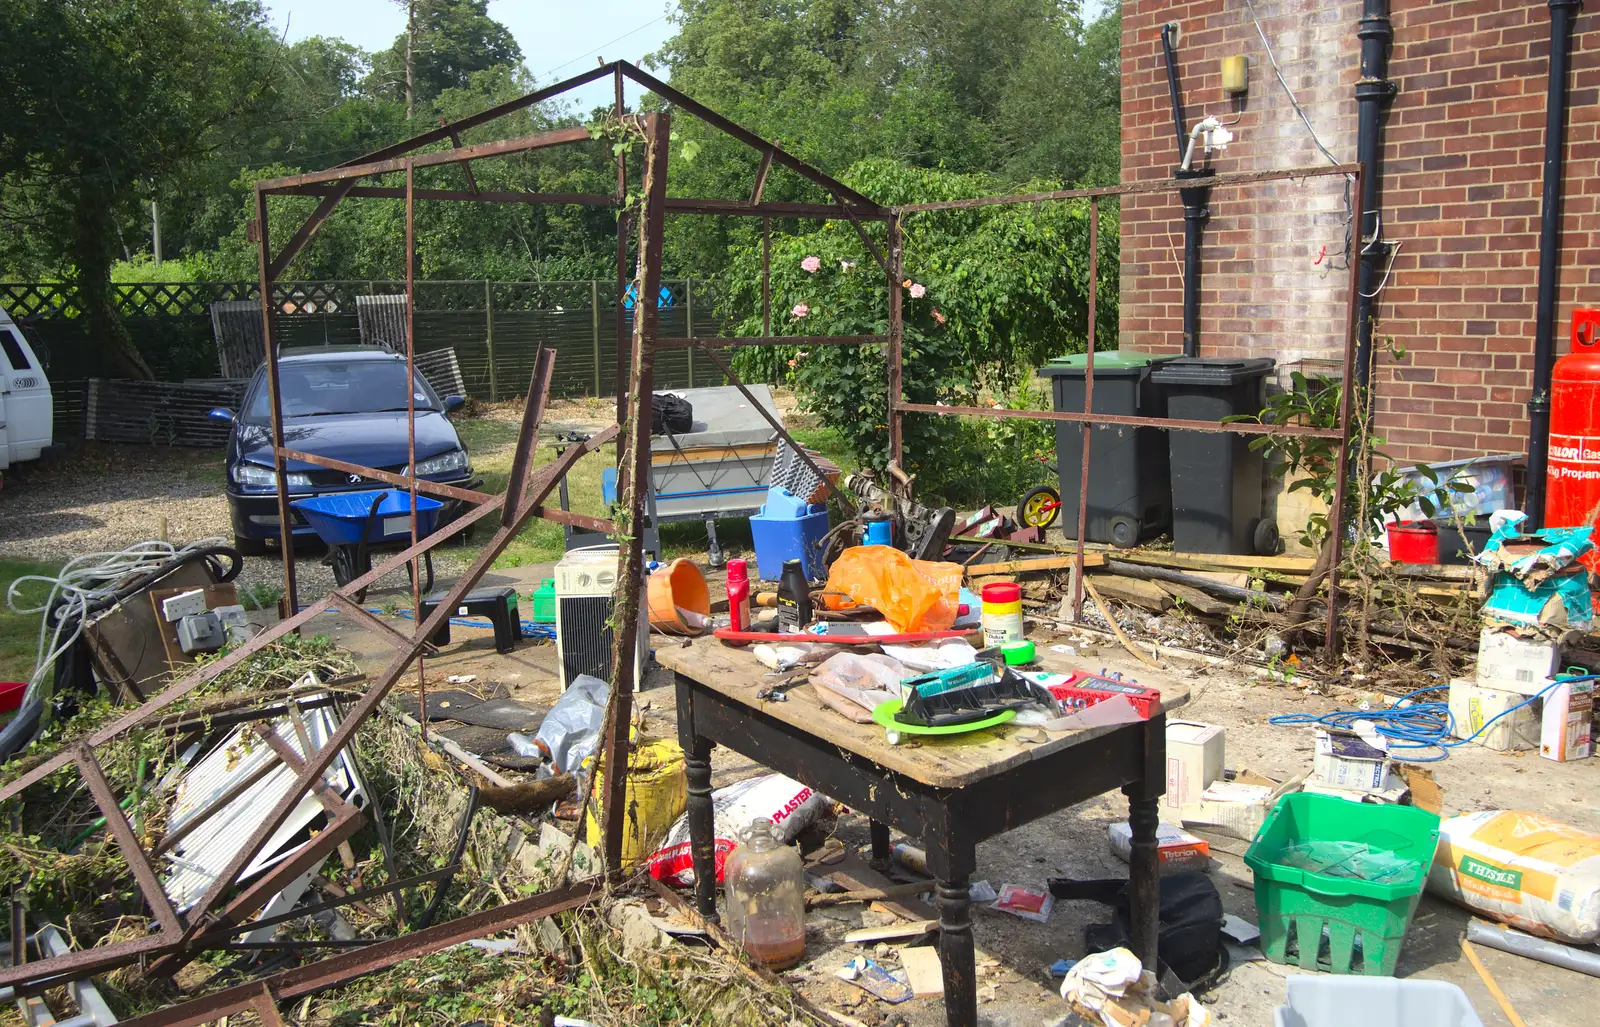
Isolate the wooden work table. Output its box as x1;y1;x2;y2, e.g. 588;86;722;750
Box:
658;635;1189;1027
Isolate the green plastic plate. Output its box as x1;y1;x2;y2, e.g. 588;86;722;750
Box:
870;699;1016;737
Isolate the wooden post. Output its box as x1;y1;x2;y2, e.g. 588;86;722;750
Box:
601;112;669;870
484;278;498;402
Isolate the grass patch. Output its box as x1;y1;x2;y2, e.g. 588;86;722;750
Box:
0;558;59;684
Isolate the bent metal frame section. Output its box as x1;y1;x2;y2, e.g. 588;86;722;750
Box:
0;59;1362;1025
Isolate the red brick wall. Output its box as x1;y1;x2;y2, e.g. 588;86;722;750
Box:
1120;0;1600;466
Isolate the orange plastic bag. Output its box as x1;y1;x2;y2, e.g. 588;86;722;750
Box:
823;546;963;633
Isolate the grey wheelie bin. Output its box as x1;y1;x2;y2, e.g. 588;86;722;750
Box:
1037;350;1174;548
1149;356;1278;555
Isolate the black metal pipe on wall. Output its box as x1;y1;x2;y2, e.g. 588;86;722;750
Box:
1353;0;1395;388
1526;0;1584;529
1162;24;1209;358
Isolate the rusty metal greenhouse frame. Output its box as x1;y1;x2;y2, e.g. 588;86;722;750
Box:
1;59;1362;1025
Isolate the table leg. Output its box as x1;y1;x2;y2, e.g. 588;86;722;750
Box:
936;877;976;1026
869;820;891;873
1123;711;1166;973
685;734;717;918
925;809;977;1027
676;674;719;920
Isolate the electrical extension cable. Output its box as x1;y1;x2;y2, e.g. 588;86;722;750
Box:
1269;674;1600;762
5;537;238;705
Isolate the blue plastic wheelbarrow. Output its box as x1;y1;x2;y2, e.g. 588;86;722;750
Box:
291;489;443;598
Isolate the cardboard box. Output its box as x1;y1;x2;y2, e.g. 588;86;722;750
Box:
1313;730;1392;792
1541;678;1594;762
1302;772;1410;805
1448;677;1542;752
1484;567;1593;632
1477;628;1564;695
1164;721;1224;814
1178;773;1301;842
1107;820;1210;875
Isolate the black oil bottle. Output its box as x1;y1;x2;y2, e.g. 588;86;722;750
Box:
775;558;812;633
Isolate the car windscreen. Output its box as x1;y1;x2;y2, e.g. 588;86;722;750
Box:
244;360;438;421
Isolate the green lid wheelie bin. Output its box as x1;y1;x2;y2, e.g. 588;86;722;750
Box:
1037;350;1174;548
1149;356;1277;555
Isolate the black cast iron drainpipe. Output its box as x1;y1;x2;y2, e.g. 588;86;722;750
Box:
1526;0;1584;529
1162;23;1210;357
1353;0;1396;389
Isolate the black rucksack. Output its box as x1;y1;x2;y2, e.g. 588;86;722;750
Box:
651;392;693;435
1048;871;1226;990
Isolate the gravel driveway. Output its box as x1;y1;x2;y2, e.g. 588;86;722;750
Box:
0;398;625;597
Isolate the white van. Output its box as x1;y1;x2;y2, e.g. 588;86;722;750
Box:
0;307;56;474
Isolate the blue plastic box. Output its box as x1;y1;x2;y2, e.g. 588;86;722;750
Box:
749;486;829;581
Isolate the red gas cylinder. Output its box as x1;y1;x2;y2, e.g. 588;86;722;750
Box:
1546;309;1600;568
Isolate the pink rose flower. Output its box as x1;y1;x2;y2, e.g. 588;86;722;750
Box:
791;303;809;318
801;255;821;273
932;307;946;324
908;282;927;299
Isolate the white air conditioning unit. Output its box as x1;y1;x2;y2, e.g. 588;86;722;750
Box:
554;545;648;690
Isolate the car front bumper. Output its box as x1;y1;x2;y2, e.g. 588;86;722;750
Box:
228;478;482;542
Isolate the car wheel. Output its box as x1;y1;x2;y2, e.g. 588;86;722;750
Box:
232;534;270;557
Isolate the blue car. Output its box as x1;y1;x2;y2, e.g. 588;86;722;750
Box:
211;348;480;555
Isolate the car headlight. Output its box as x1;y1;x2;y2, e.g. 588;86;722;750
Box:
410;450;469;477
232;463;311;488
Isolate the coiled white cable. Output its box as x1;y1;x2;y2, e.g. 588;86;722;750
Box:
6;537;230;707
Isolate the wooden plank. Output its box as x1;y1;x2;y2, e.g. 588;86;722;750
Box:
1089;574;1173;612
1115;551;1316;573
966;553;1105;578
899;945;946;997
825;854;937;924
654;637;1190;789
844;920;938;944
1155;581;1232;617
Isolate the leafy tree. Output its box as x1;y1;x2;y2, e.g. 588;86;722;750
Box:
648;0;1121;278
0;0;277;376
368;0;523;116
722;159;1117;500
994;3;1122;186
193;67;618;283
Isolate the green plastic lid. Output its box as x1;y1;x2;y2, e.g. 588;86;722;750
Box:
1001;639;1036;665
1041;349;1173;371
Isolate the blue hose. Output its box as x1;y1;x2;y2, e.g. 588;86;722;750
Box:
1269;673;1600;762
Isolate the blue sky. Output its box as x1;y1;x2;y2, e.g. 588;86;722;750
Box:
262;0;677;111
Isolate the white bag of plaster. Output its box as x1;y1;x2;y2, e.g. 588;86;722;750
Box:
647;772;828;887
1427;810;1600;943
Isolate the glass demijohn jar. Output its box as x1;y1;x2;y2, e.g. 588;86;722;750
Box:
723;818;806;969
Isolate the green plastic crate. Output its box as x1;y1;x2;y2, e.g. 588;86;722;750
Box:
1243;792;1440;976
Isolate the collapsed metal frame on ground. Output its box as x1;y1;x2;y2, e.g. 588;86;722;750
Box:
0;59;1363;1026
